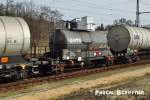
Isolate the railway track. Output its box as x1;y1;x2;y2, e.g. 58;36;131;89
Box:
0;60;150;92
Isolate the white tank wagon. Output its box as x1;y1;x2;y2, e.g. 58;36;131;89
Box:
0;16;31;79
107;25;150;52
0;16;30;55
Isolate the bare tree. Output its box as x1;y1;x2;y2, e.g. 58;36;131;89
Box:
0;0;64;56
0;3;5;15
5;0;14;16
96;24;105;31
113;18;134;26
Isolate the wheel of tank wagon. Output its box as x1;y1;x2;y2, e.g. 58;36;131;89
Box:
51;65;59;74
59;64;65;74
110;60;114;65
106;60;112;67
127;57;132;63
107;60;113;66
15;72;21;80
14;67;21;80
136;56;140;61
21;69;28;79
15;67;28;80
80;61;85;69
103;58;109;67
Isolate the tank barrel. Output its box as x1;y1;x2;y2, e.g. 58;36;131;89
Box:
0;16;30;55
107;25;150;52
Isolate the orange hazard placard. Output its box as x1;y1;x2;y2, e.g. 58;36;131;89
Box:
1;57;9;63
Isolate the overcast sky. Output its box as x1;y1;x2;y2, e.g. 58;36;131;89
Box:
14;0;150;26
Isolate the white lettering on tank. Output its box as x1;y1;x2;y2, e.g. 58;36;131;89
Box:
69;38;82;43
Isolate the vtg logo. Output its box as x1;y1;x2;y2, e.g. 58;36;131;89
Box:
69;38;82;43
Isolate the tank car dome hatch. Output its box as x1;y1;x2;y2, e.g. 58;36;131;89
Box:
0;16;30;55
